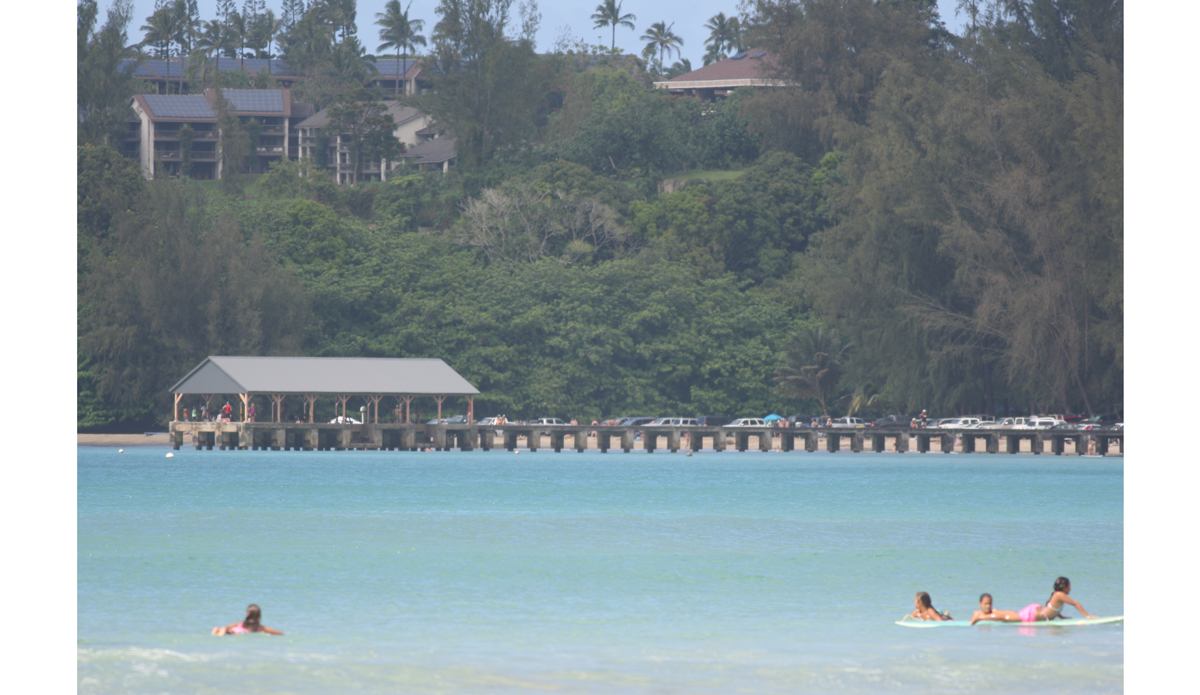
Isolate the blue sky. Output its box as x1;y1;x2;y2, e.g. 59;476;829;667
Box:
124;0;967;68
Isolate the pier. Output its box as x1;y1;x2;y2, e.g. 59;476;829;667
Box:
168;422;1124;456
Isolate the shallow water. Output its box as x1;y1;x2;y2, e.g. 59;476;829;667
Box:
78;448;1123;693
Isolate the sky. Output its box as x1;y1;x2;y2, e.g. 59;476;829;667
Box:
124;0;967;68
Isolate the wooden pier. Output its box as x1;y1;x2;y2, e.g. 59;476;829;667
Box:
168;423;1124;456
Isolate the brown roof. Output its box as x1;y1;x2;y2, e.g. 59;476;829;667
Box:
654;48;784;89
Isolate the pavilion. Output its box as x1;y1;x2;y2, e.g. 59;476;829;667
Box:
169;356;480;424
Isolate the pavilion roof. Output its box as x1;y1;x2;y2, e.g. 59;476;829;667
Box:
170;356;480;396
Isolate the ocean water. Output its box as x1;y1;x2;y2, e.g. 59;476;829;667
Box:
78;447;1123;693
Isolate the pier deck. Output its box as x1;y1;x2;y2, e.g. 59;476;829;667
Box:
168;423;1124;456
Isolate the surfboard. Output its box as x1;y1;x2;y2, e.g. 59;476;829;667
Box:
895;615;1123;628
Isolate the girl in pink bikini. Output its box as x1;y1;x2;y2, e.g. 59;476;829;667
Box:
1012;577;1096;623
212;604;284;636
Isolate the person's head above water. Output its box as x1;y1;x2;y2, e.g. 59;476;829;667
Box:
1054;577;1071;593
244;604;262;630
979;593;993;612
915;591;933;609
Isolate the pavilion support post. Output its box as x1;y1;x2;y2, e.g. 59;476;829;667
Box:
174;393;182;422
435;396;446;423
270;394;285;423
239;393;250;422
203;394;215;420
402;395;413;424
336;395;350;423
467;396;474;424
305;395;317;423
368;395;383;424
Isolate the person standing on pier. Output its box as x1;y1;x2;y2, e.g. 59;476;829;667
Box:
222;401;233;421
248;403;256;422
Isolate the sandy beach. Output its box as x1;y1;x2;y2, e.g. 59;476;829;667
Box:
78;433;172;447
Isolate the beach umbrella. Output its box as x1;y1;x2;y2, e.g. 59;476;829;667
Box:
763;414;784;421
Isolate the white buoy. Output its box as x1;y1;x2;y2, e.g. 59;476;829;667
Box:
515;450;520;455
165;453;175;458
118;449;124;453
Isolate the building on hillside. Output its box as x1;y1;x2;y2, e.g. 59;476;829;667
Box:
653;48;786;100
119;57;301;95
126;89;309;180
364;58;433;96
295;102;445;183
400;135;456;174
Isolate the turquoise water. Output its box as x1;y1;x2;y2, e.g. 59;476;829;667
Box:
79;448;1123;693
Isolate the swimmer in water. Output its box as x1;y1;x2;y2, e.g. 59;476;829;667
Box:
1015;576;1096;623
909;591;951;621
212;604;283;636
969;593;1022;625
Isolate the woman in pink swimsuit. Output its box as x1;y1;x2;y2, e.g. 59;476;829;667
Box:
1015;577;1096;623
212;604;284;636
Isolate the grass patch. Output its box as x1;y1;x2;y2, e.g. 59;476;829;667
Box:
669;169;747;183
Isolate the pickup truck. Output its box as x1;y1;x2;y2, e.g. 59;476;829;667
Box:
830;417;867;428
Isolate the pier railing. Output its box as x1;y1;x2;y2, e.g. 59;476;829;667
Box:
167;423;1123;456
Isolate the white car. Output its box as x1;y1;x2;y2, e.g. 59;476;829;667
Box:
532;418;567;426
477;417;498;426
830;417;867;428
648;417;699;426
980;417;1027;429
1025;416;1065;429
329;416;361;424
937;417;982;429
727;418;767;427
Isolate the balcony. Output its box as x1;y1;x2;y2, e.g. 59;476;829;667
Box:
256;146;285;155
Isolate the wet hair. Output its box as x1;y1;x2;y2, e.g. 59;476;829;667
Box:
979;593;992;603
1047;577;1070;606
243;604;262;631
915;591;933;608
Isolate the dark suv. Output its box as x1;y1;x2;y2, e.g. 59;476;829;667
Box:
697;415;734;427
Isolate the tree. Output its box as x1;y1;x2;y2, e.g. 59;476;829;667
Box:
324;88;402;184
774;328;848;417
79;0;143;146
281;0;307;30
590;0;635;51
703;12;736;62
141;5;183;92
418;0;545;169
376;0;427;96
639;21;683;74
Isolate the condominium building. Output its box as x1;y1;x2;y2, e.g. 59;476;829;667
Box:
126;89;309;180
295;102;444;184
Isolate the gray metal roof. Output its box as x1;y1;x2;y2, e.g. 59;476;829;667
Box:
402;137;457;164
170;356;479;396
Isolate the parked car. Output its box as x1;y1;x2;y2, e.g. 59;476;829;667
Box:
980;417;1028;429
727;418;768;427
830;417;867;428
871;415;907;428
1081;413;1122;429
477;417;498;426
426;415;468;424
936;417;983;429
697;415;734;427
620;417;657;427
1025;416;1065;429
330;416;362;424
533;418;567;426
648;417;699;426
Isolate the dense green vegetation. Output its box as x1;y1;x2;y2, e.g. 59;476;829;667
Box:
77;0;1123;429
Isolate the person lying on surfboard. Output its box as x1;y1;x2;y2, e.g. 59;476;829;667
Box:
1011;577;1096;624
969;593;1022;625
212;604;283;636
909;591;951;621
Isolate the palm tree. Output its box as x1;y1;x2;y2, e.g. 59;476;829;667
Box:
376;0;426;96
591;0;636;51
227;10;249;67
703;12;735;61
141;7;181;93
639;21;683;74
666;57;692;78
258;10;285;74
774;328;851;418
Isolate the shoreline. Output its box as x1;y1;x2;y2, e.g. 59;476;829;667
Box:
78;433;172;447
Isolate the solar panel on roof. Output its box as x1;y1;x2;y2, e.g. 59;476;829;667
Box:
222;89;284;112
143;95;215;119
731;52;747;60
751;52;766;58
